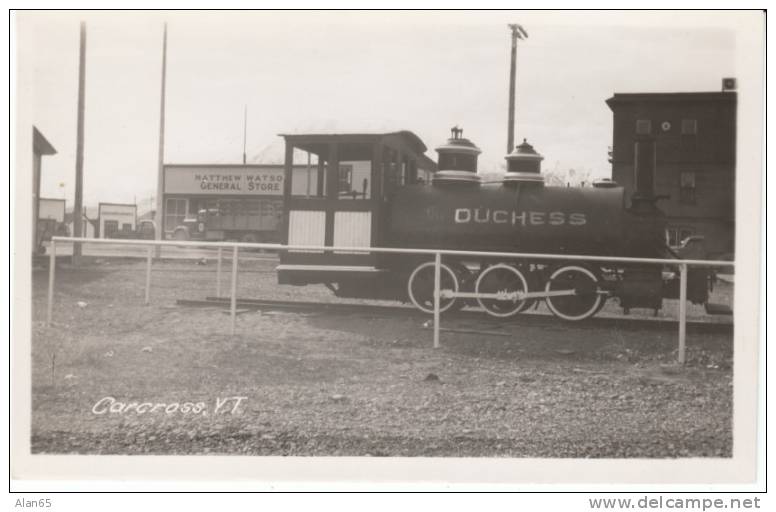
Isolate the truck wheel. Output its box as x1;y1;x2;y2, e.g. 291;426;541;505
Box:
240;233;262;252
173;229;189;248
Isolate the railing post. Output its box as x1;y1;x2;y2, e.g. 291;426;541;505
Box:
230;246;239;335
678;263;688;364
144;245;153;305
433;252;441;349
216;247;223;297
46;240;56;327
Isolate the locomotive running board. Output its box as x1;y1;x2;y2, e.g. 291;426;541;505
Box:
276;264;386;272
440;289;610;300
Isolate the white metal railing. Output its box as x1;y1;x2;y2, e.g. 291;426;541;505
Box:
47;236;735;364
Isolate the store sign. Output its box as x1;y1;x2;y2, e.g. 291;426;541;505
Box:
38;199;65;222
99;208;135;219
164;166;284;196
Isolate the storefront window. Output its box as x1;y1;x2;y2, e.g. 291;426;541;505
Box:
165;198;188;232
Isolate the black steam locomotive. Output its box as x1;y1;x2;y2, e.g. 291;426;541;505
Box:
277;128;712;321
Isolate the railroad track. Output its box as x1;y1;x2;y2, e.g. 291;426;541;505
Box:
175;296;733;334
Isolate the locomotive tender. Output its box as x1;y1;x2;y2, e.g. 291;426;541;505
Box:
277;128;712;321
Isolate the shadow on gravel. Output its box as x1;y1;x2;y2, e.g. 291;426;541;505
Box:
32;265;112;292
303;311;733;368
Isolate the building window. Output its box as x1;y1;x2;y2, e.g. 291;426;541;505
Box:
681;119;698;135
165;198;188;232
636;119;651;135
666;227;695;247
337;162;370;200
679;171;696;205
103;220;119;238
338;164;353;194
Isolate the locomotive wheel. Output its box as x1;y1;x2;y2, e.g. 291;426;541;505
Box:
544;265;603;321
475;264;529;318
406;261;461;314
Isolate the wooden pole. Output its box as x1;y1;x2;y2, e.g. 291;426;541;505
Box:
306;152;311;198
230;246;239;335
144;246;153;305
507;25;518;154
72;22;87;263
242;105;247;165
216;247;223;297
47;241;56;326
154;23;168;258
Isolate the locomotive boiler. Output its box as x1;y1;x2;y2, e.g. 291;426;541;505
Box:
276;128;713;321
380;128;708;320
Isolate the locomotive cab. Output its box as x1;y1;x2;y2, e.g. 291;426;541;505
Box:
276;130;437;292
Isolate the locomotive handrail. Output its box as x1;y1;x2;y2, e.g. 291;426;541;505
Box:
47;236;735;364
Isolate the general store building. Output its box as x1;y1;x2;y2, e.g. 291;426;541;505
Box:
161;163;325;239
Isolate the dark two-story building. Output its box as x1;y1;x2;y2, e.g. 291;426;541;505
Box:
606;84;736;258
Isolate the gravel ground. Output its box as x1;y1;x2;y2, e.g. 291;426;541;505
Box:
30;257;733;457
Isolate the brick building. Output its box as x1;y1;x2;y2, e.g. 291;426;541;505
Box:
606;87;736;258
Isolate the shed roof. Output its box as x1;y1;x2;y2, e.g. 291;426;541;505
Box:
33;126;56;156
606;91;737;110
279;130;429;155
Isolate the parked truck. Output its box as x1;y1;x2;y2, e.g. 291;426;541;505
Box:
171;198;282;243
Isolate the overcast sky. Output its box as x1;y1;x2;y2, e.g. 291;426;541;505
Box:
18;10;742;208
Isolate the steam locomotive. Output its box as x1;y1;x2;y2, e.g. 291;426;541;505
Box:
277;128;712;321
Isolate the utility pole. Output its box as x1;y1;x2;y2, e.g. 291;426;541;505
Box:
73;21;87;263
154;22;168;257
242;105;247;165
507;23;528;154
